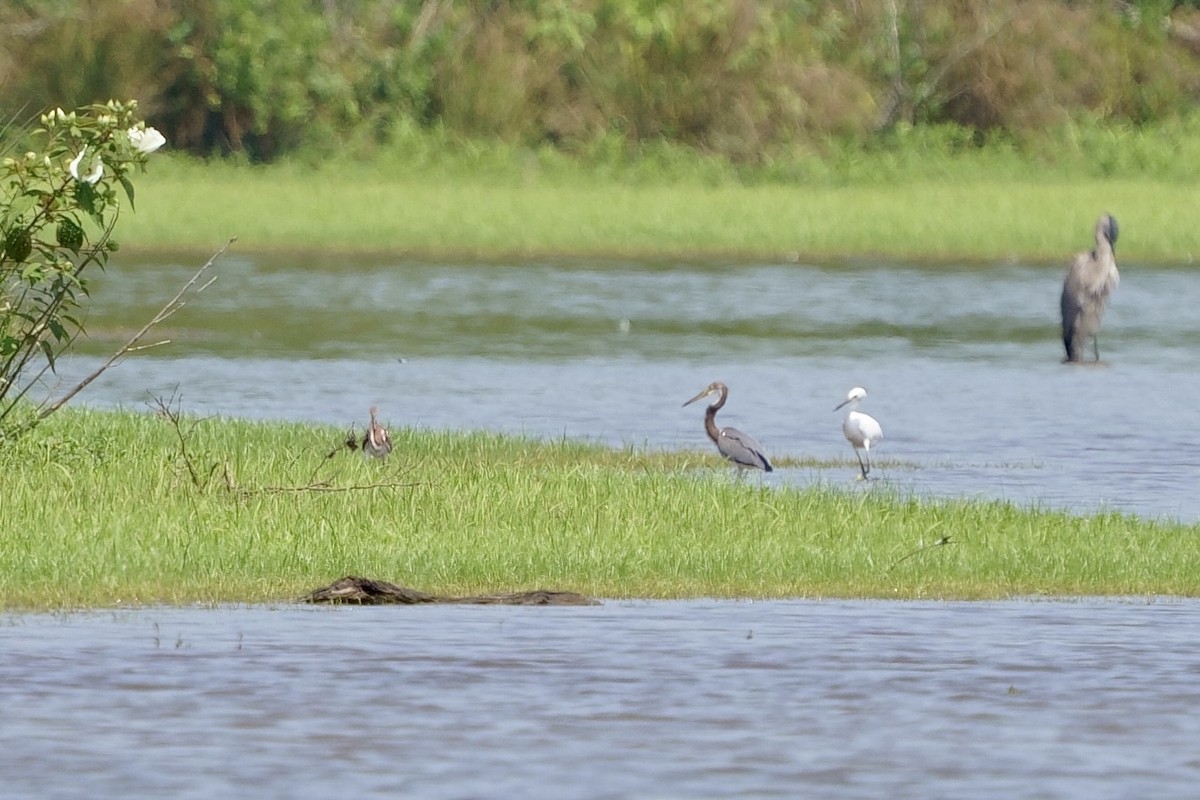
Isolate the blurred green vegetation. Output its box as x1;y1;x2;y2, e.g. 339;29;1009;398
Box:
120;154;1200;262
3;0;1200;167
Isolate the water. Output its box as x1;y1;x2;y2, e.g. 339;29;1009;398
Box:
49;255;1200;522
4;600;1200;799
16;258;1200;798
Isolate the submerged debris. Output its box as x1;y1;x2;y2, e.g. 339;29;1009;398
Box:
303;575;599;606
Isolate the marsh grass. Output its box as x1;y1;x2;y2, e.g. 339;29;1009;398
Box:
117;133;1200;264
2;408;1197;610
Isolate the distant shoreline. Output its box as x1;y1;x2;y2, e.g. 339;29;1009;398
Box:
118;155;1199;266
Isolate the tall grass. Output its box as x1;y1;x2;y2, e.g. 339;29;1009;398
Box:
2;407;1196;610
120;139;1200;264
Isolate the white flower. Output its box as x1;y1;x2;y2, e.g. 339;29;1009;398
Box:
68;148;103;185
128;126;166;155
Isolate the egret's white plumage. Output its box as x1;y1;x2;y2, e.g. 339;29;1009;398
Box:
1061;213;1119;363
834;387;882;480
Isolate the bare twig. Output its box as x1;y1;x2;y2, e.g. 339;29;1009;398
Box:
306;425;362;484
326;425;361;460
244;480;422;497
888;535;955;571
152;391;213;488
126;340;172;353
154;393;419;497
38;237;234;420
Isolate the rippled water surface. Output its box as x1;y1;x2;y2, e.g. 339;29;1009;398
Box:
52;255;1200;522
5;600;1200;799
17;257;1200;799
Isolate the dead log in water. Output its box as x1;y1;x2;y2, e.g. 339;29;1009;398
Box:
303;575;599;606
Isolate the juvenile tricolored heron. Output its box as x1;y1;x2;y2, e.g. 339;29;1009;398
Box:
834;387;882;480
683;381;773;472
361;406;393;459
1061;213;1119;363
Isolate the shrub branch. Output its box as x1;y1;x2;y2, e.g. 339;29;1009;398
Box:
154;391;420;497
37;237;233;420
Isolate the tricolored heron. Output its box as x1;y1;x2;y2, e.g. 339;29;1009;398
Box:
834;387;882;480
683;381;773;472
1061;213;1119;363
361;405;393;459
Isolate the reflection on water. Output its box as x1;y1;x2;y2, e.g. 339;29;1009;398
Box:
49;256;1200;522
5;600;1200;800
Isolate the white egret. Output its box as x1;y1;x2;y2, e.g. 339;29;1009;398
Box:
834;387;882;480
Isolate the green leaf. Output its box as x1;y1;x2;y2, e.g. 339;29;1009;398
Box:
39;338;55;370
20;264;45;284
4;193;36;225
74;182;98;216
119;175;136;211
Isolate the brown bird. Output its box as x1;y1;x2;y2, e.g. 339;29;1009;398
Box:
1061;213;1119;363
361;405;393;459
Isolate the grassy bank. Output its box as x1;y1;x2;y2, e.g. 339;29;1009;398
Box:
116;145;1200;265
2;407;1196;610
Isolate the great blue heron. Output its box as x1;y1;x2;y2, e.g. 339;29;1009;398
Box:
361;405;393;459
683;381;773;472
1061;213;1119;363
834;387;882;480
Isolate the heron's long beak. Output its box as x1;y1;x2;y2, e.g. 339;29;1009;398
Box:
833;398;851;412
683;388;712;407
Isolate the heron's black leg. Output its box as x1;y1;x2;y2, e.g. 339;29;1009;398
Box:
1093;336;1101;362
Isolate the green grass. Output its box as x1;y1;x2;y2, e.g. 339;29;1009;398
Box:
14;132;1200;609
114;143;1200;264
2;407;1197;610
